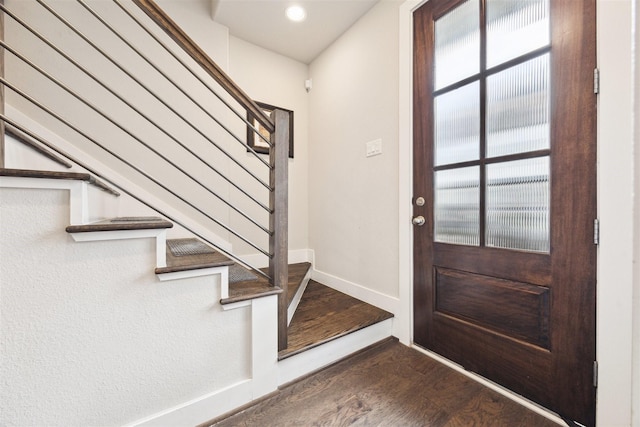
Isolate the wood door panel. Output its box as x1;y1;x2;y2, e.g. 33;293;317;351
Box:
434;267;550;348
428;315;555;409
433;244;551;286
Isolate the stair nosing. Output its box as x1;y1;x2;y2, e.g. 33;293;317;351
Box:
278;315;394;361
1;168;121;196
220;287;283;305
155;260;234;275
66;217;173;233
1;168;92;182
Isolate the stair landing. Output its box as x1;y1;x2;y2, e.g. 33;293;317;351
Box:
280;280;394;360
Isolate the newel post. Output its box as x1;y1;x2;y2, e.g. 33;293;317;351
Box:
269;109;289;352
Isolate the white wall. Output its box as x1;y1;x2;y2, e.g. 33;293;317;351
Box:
308;0;400;302
227;36;310;257
0;187;251;426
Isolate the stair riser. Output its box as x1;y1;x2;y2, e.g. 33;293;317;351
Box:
278;319;394;386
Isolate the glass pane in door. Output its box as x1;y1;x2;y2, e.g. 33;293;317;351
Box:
434;81;480;166
486;53;550;157
486;157;549;252
435;166;480;246
434;0;480;90
486;0;550;68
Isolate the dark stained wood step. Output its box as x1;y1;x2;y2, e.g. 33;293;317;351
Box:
155;238;234;275
220;262;310;306
66;217;173;233
0;168;120;196
279;280;394;360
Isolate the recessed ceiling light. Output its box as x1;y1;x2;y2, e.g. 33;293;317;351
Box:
286;5;306;22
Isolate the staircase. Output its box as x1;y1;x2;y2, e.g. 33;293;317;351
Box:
0;145;393;427
0;1;394;424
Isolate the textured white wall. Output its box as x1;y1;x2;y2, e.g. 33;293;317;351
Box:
0;187;251;426
308;0;400;298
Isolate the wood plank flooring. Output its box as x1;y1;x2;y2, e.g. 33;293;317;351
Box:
208;338;560;427
221;262;311;305
279;280;394;359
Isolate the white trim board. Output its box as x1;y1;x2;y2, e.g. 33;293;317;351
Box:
127;295;279;426
311;268;398;315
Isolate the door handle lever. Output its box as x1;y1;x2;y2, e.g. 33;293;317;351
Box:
412;216;425;226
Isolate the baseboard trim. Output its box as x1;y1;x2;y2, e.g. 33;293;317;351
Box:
125;379;253;427
311;268;398;315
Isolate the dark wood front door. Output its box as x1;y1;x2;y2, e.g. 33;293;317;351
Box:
412;0;596;425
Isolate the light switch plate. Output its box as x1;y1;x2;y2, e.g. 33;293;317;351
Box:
366;139;382;157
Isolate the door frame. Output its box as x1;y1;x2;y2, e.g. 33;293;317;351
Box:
397;0;638;425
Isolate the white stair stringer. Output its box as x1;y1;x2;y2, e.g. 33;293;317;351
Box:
0;174;230;287
0;175;89;225
287;266;311;325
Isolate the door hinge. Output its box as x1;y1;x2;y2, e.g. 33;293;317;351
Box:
594;219;600;245
593;360;598;387
594;68;600;94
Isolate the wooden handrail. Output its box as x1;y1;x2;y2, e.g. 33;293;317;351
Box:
135;0;289;348
132;0;274;133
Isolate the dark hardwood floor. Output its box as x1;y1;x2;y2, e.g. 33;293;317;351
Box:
208;338;560;427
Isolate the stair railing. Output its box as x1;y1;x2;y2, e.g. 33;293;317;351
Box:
0;0;289;349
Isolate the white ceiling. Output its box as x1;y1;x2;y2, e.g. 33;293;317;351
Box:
211;0;380;64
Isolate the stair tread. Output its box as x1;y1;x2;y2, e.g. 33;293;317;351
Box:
66;217;173;233
0;168;120;196
220;262;311;305
155;238;234;274
279;280;394;360
1;167;93;181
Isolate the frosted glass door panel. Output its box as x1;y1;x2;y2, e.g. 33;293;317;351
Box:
486;157;549;252
435;167;480;246
435;81;480;166
486;0;550;68
435;0;480;90
486;54;550;157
